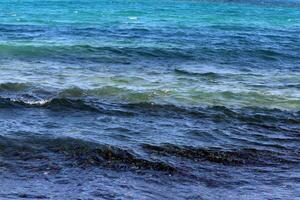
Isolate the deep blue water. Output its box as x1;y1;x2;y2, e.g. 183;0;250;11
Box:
0;0;300;199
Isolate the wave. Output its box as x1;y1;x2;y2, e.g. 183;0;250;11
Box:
1;134;297;174
142;143;300;166
124;102;300;125
0;97;138;117
280;84;300;89
214;0;300;8
0;82;30;92
0;44;193;63
174;69;222;78
0;97;102;112
0;95;299;128
0;82;299;124
1;42;299;68
1;82;300;111
0;136;177;173
59;86;161;102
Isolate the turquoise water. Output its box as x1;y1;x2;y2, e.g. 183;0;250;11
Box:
1;0;300;110
0;0;300;199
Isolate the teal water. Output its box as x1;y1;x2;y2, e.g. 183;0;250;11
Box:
0;0;300;199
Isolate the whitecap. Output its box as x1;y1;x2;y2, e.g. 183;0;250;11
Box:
11;99;52;106
128;16;138;20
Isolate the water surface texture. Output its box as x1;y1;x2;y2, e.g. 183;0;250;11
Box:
0;0;300;199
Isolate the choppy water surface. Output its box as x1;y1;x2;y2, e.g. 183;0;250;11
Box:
0;0;300;199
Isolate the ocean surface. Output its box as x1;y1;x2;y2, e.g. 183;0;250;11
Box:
0;0;300;199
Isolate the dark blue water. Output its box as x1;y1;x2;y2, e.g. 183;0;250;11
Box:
0;0;300;199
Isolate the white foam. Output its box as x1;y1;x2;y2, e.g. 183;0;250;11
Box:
11;99;51;106
128;16;138;20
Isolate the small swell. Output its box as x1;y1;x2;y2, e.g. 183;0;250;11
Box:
124;102;300;124
0;44;194;62
0;96;298;125
281;84;300;89
49;138;177;172
0;82;29;92
174;69;222;78
142;144;299;166
58;86;160;102
0;97;100;112
0;136;177;173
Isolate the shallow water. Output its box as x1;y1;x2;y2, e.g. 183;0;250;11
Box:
0;0;300;199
